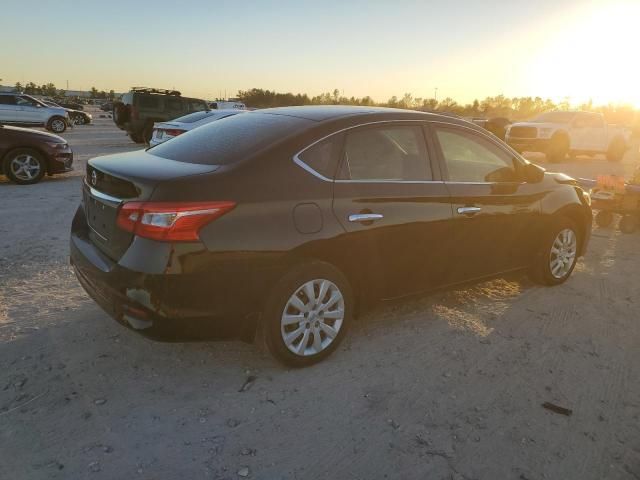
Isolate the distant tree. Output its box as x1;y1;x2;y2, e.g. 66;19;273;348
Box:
14;82;22;92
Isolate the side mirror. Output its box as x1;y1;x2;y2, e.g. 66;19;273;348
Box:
524;162;545;183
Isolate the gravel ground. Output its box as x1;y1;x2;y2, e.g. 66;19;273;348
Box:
0;109;639;480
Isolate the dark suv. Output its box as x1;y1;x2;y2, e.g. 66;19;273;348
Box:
113;88;209;144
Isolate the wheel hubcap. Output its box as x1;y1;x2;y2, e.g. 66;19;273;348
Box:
52;120;64;131
10;154;41;181
281;279;345;357
550;228;577;279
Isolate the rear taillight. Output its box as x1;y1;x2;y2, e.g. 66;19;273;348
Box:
163;128;186;137
116;201;236;242
130;106;138;120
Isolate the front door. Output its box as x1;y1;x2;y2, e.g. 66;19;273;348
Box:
331;122;453;299
431;123;542;284
16;96;45;124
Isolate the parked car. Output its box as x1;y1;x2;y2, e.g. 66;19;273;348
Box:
113;88;209;144
209;100;246;110
0;93;69;133
149;109;246;147
506;111;630;163
100;102;113;112
468;117;512;140
70;106;592;366
42;100;92;125
58;101;84;111
1;124;73;184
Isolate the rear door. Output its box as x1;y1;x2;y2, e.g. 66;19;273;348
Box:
331;122;453;299
16;96;46;124
431;123;542;283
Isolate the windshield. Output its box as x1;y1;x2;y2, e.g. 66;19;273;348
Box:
532;111;577;123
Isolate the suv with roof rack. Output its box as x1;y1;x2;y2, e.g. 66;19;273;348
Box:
112;87;209;144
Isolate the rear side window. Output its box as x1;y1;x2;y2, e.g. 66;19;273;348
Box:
435;127;519;183
137;95;160;109
189;101;207;112
297;135;342;179
0;96;16;105
166;97;183;111
151;113;312;165
338;125;431;181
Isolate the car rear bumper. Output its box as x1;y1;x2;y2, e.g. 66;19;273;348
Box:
506;136;550;153
69;206;260;341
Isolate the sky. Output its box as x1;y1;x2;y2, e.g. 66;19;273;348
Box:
1;0;639;106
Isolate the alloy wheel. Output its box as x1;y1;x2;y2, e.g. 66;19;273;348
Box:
549;228;577;279
281;279;345;356
10;154;42;181
51;119;66;132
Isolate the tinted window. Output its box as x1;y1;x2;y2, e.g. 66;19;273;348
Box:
16;96;38;107
166;97;183;111
151;113;311;165
298;136;342;179
435;127;519;183
138;95;160;109
340;125;431;180
0;96;16;105
190;101;207;112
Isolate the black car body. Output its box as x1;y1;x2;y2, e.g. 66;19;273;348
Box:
1;125;73;184
43;101;92;125
70;106;592;366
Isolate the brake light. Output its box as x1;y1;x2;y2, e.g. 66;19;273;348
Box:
163;128;186;137
116;201;236;242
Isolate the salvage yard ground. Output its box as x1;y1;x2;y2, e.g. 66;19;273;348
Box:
0;108;639;479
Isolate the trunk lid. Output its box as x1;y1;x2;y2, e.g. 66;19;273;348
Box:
84;150;219;260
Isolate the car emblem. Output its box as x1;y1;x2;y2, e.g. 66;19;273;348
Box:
91;170;97;186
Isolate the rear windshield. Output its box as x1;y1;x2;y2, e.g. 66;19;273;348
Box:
173;111;234;124
150;113;312;165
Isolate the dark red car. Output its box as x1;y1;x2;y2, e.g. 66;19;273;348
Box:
0;125;73;184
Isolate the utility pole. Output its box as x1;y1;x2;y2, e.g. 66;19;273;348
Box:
434;87;438;102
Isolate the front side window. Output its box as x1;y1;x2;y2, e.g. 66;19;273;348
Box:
16;96;38;107
190;101;208;112
138;95;160;109
339;125;431;181
166;97;183;111
435;127;519;183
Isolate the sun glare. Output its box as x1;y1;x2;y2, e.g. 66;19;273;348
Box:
527;2;640;107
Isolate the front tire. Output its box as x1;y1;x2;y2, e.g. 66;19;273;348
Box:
619;215;637;234
47;116;67;133
595;210;614;228
546;134;569;163
264;261;353;367
4;148;46;185
129;132;145;144
530;217;580;286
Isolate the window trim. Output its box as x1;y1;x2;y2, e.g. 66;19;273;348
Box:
293;119;440;184
429;120;527;185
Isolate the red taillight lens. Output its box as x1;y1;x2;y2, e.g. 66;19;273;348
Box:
163;128;186;137
116;201;236;242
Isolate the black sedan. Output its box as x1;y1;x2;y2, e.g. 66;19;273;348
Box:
1;125;73;184
70;106;592;366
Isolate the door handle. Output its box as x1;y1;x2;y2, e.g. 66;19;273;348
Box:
348;213;384;223
457;206;482;215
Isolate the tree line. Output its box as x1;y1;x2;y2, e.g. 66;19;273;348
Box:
237;88;637;125
12;82;115;100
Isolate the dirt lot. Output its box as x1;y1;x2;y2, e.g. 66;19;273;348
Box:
1;109;639;480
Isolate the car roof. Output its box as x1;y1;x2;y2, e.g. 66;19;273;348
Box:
253;105;478;129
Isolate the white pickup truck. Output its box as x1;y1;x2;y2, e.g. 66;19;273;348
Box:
505;111;630;163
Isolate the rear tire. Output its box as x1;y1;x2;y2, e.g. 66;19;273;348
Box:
129;132;145;144
607;137;626;162
143;122;154;144
529;216;580;286
47;116;67;133
595;210;614;228
546;134;569;163
3;148;46;185
619;215;637;234
264;261;353;367
113;103;129;126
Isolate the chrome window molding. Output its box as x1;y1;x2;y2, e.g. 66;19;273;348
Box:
84;180;123;204
292;119;440;185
